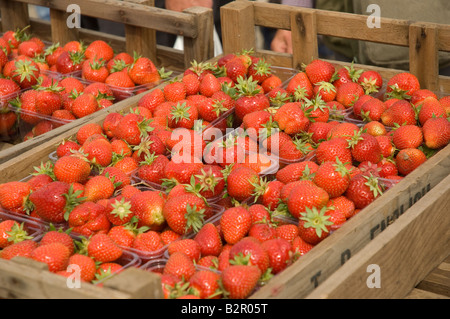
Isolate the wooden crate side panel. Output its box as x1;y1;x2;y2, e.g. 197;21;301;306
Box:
304;174;450;299
0;257;162;299
250;144;450;299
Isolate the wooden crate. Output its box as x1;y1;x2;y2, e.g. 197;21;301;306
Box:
0;0;215;71
305;173;450;299
0;0;215;164
0;256;162;299
220;0;450;93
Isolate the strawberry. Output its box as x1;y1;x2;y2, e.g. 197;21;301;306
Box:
327;122;360;141
0;220;31;248
395;148;427;176
168;100;198;129
358;70;383;94
94;262;123;284
376;135;395;158
182;73;200;96
3;26;29;49
325;207;347;231
162;194;207;235
85;40;114;62
220;206;252;245
199;73;221;97
0;181;32;213
422;117;450;149
105;70;135;89
220;264;261;299
53;155;91;184
132;230;165;252
385;72;420;99
247;58;272;84
189;270;222;299
82;58;109;83
194;222;223;257
234;77;270;121
136;153;170;185
164;80;187;102
345;174;384;209
313;159;351;198
381;100;417;127
107;52;134;73
107;222;141;248
332;64;362;90
101;166;131;190
377;158;399;178
193;165;225;200
352;95;374;118
275;161;318;184
76;123;104;145
261;75;283;94
71;92;99;118
229;237;270;274
29;182;82;223
84;174;115;202
291;236;315;257
315;137;352;164
105;197;134;226
83;138;113;167
225;56;248;83
130;190;166;230
128;56;160;85
84;82;114;98
305;59;335;85
411;89;438;106
261;238;292;274
67;254;97;282
392;125;423;150
417;97;446;126
313;81;337;102
304;96;330;123
164;251;196;281
273;102;309;135
67;201;110;237
287;183;329;219
348;130;383;164
298;206;333;245
275;224;299;243
248;222;277;242
137;88;165;112
167;238;201;261
40;227;75;255
113;112;152;146
87;233;123;263
56;50;85;74
226;166;260;202
18;39;43;58
328;196;355;219
335;81;365;108
0;239;37;260
11;58;40;89
360;98;386;122
363;121;387;137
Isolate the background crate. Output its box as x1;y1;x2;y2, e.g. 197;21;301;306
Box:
220;0;450;93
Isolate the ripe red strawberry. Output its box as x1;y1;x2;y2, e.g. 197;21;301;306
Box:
83;175;115;203
226;166;260;202
313;159;351;198
107;223;139;248
85;40;114;61
332;65;362;90
276;161;318;184
261;75;283;94
82;58;109;83
360;98;386;122
234;77;270;121
182;73;200;96
336;81;365;108
137;88;165;112
392;125;423;150
248;222;277;243
83;138;113;167
220;264;261;299
298;206;333;245
348;131;382;164
76;122;104;145
129;190;166;229
352;95;374;118
130;231;164;254
345;174;384;209
275;224;299;243
105;197;134;226
0;220;31;248
71;92;99;118
128;56;160;85
11;58;40;89
193;165;225;200
113;112;151;146
0;239;38;260
87;233;123;263
377;158;399;178
376;135;395;158
385;72;420;99
422;117;450;149
164;80;187;102
325;207;347;232
287;183;329;219
162;194;207;235
411;89;438;106
189;270;222;299
220;207;252;245
163;251;196;281
167;238;201;261
31;242;70;273
261;238;292;274
29;181;82;223
315;137;352;164
274;102;310;135
40;227;75;255
381;100;417;127
229;237;270;274
328;196;355;219
305;59;335;85
225;56;248;83
84;82;114;98
395;148;427;176
199;73;221;97
0;181;32;213
417;97;446;126
313;81;337;102
105;70;135;89
67;253;97;282
168;100;198;129
193;222;223;257
67;201;110;237
291;236;315;257
56;50;85;74
358;70;383;94
247;58;272;84
363;121;387;137
53;155;91;184
136;153;170;185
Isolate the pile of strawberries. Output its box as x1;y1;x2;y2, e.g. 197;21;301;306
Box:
0;26;167;142
0;48;449;299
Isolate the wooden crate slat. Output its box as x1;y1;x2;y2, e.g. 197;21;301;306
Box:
0;0;29;31
304;174;450;299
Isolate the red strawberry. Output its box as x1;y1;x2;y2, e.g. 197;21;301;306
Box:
0;181;32;213
31;242;70;273
348;130;382;164
40;227;75;255
261;75;283;94
395;148;427;176
287;183;329;219
248;222;277;243
234;77;270;121
261;238;292;274
225;56;248;83
298;206;333;245
128;56;160;85
276;161;319;184
83;175;115;203
385;72;420;99
189;270;222;299
422;117;450;149
130;190;166;230
417;97;446;126
315;137;352;164
85;40;114;62
87;233;123;263
163;251;196;281
0;239;38;260
76;123;104;145
305;59;335;85
136;153;170;185
132;230;165;252
328;196;355;219
229;237;270;274
220;264;261;299
360;98;386;122
220;207;252;245
358;70;383;94
67;201;110;237
335;81;365;108
313;159;351;198
291;236;315;257
67;254;97;282
194;222;223;257
275;224;299;243
167;238;201;261
392;125;423;150
164;80;187;102
199;73;221;97
274;102;310;135
82;58;109;83
226;166;260;202
381;100;417;127
345;174;384;209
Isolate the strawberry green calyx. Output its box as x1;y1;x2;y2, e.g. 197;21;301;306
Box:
92;265;118;285
363;174;384;199
139;152;159;167
5;222;33;244
234;76;261;97
110;198;133;221
346;127;365;149
316;81;336;94
252;59;272;77
344;62;364;83
185;204;206;234
332;157;351;178
170;101;191;124
250;177;268;203
13;59;38;83
137;117;155;138
300;206;334;239
44;42;61;56
133;136;155;159
194;168;222;195
168;280;192;299
385;84;411;100
292;136;314;155
229;252;253;266
63;185;86;221
31;161;56;180
269;91;292;109
110;59;129;73
212;99;229;117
